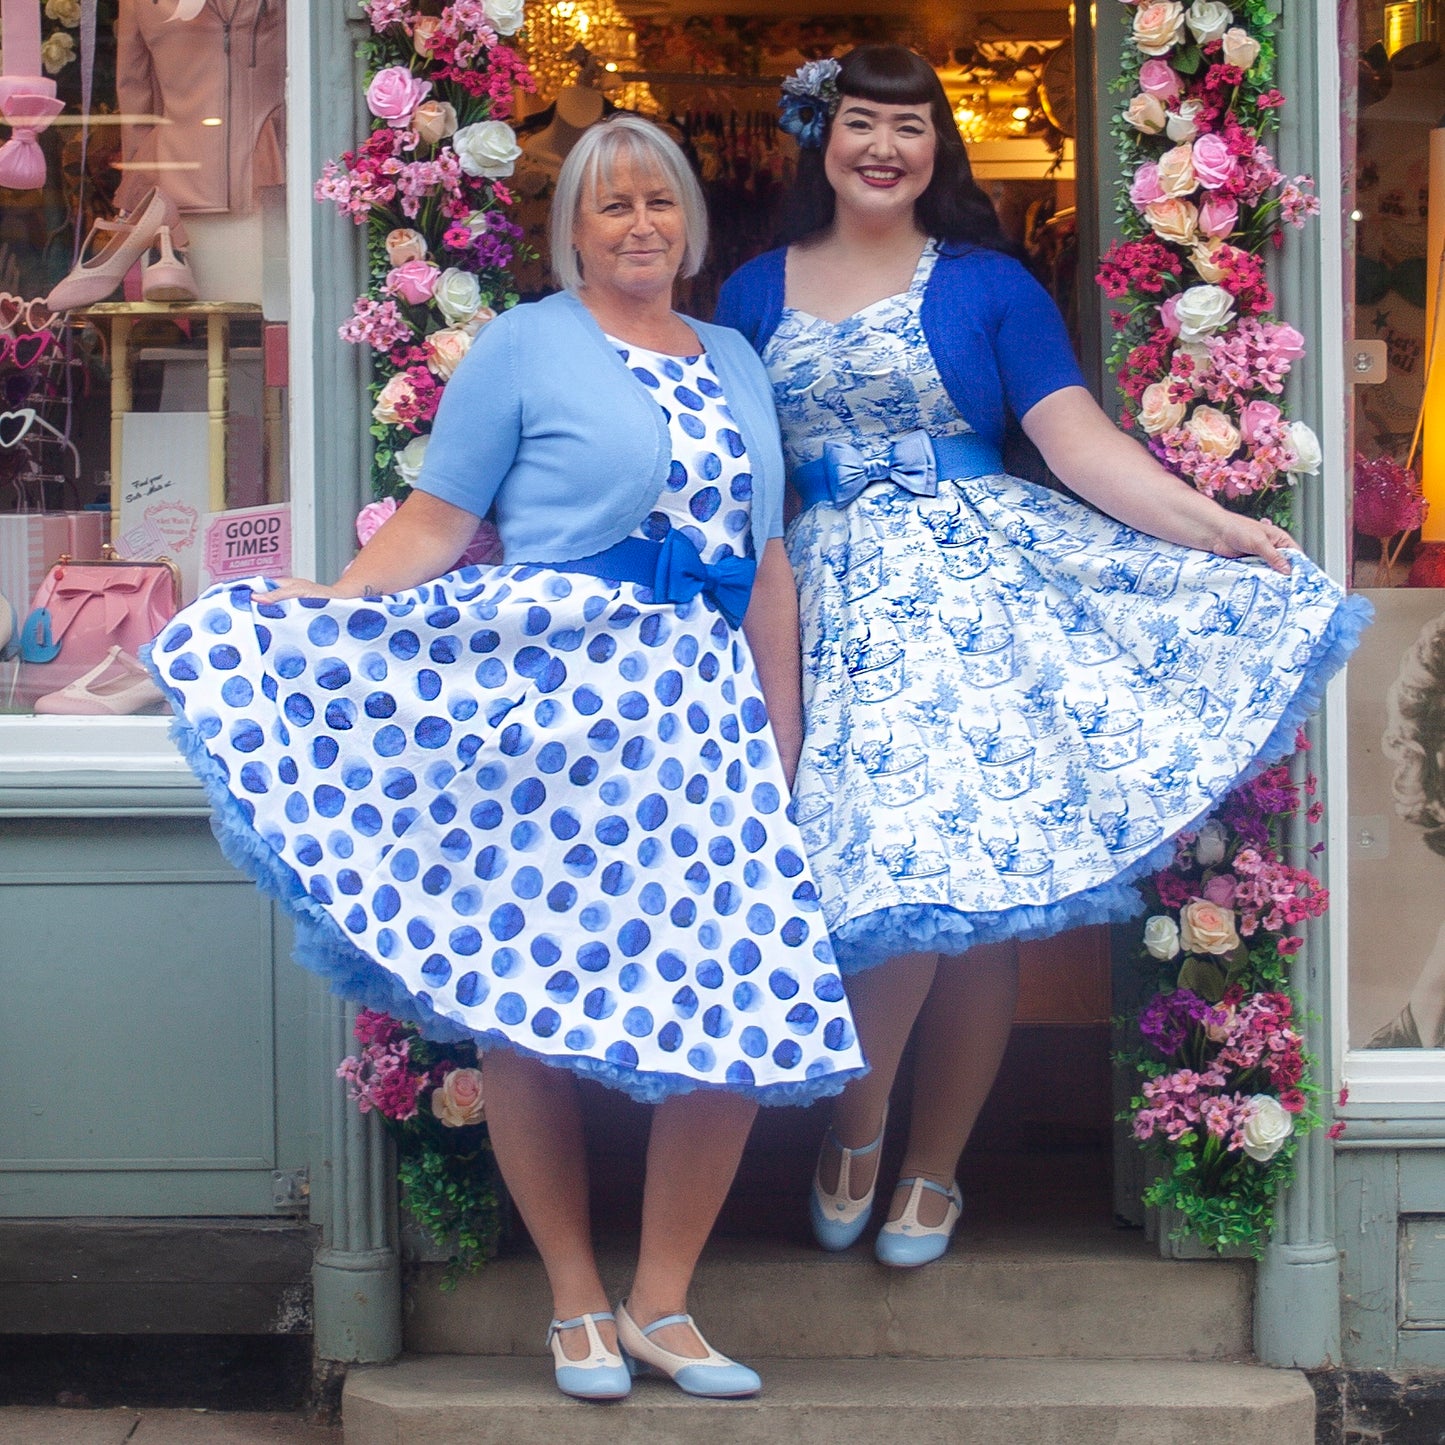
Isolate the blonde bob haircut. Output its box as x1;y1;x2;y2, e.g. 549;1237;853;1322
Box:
550;114;708;292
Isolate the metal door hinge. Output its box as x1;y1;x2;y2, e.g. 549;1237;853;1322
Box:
271;1167;310;1213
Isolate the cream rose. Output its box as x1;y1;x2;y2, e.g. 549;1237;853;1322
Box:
40;30;75;72
1241;1094;1294;1162
1139;381;1187;435
385;228;428;267
413;100;459;146
1194;818;1228;866
1144;197;1199;245
1165;99;1206;143
458;304;498;338
1185;0;1233;44
1186;405;1242;458
1221;26;1261;69
432;1067;486;1127
372;372;417;426
1133;0;1186;54
1125;93;1168;134
424;325;473;380
395;433;429;486
1179;896;1241;954
452;120;522;179
1156;142;1198;198
45;0;81;26
412;14;441;54
1143;914;1182;960
1283;421;1322;475
483;0;525;34
1173;283;1235;341
433;267;483;326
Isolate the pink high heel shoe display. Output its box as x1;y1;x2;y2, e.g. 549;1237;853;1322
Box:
44;187;184;312
141;225;199;303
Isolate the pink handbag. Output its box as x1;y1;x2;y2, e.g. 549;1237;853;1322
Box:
25;547;180;670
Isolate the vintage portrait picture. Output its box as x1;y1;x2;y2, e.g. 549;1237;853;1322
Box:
1349;590;1445;1050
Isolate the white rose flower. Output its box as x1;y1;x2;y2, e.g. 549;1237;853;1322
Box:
1194;818;1228;866
40;29;75;72
45;0;82;26
1138;381;1187;435
395;434;430;487
483;0;525;34
433;267;483;326
1143;915;1182;960
452;120;522;179
1221;26;1261;69
1185;0;1233;44
1283;421;1322;475
1132;1;1187;55
1165;99;1206;143
1241;1094;1294;1162
1173;283;1236;342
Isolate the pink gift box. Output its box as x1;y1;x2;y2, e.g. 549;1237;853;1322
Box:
0;512;69;612
63;509;107;559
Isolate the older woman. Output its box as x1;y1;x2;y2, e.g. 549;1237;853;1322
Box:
148;115;864;1401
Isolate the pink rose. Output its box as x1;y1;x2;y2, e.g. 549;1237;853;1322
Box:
385;259;441;305
1264;322;1307;362
1159;293;1183;337
356;497;399;547
1130;161;1165;209
1191;133;1239;190
366;64;432;126
412;14;441;55
1202;873;1237;907
384;228;428;267
1196;193;1239;239
1238;400;1282;445
1138;57;1183;100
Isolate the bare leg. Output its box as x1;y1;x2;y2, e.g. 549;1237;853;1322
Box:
625;1088;759;1357
887;939;1020;1225
817;951;939;1200
482;1049;611;1361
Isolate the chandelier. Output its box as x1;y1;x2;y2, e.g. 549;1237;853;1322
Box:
525;0;651;107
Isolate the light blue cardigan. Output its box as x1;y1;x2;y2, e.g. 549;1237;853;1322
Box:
414;289;787;563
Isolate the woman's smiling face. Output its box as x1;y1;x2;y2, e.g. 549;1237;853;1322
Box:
823;96;938;222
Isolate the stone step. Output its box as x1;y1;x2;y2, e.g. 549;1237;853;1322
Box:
344;1356;1315;1445
403;1224;1253;1362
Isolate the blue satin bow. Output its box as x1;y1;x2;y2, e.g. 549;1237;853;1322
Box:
654;530;757;628
821;429;939;507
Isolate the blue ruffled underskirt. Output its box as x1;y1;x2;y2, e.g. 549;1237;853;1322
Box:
830;591;1374;975
146;649;865;1109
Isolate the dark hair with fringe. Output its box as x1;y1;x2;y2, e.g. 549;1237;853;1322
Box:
776;44;1012;251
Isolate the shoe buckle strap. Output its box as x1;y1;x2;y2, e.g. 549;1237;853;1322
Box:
546;1310;615;1349
640;1311;693;1337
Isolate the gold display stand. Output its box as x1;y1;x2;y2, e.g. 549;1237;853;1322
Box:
72;301;265;537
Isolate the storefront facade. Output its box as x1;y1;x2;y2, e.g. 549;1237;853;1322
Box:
0;0;1442;1426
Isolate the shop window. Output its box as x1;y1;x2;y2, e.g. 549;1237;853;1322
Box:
0;0;289;730
1344;0;1445;1081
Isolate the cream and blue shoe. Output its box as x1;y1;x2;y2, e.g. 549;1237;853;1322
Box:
874;1177;963;1268
809;1110;887;1252
546;1310;632;1401
616;1302;761;1398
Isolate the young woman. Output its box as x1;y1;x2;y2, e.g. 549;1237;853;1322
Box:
716;45;1369;1267
149;116;865;1399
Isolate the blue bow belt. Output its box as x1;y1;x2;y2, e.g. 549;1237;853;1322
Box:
558;530;757;628
791;430;1005;512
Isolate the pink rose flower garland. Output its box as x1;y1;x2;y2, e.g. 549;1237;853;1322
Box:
316;0;534;540
1101;1;1340;1251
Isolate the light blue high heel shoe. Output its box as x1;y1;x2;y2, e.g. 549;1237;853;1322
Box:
809;1109;887;1252
615;1302;761;1398
874;1177;963;1268
546;1310;632;1401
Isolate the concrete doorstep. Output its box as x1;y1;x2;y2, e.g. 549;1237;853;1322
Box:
0;1408;338;1445
343;1355;1318;1445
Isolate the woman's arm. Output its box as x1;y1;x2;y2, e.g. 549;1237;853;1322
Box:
1021;386;1295;575
264;491;482;602
743;538;804;789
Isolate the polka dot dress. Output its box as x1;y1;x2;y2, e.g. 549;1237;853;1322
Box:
147;345;865;1106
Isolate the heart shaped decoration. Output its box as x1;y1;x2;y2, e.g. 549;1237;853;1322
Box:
0;295;22;335
0;408;36;447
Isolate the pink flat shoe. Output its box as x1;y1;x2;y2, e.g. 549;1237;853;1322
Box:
33;645;167;716
141;225;198;303
44;187;180;312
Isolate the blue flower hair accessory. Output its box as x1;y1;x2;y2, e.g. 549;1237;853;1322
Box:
779;57;841;149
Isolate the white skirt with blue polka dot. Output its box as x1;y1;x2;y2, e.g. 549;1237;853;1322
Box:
147;564;866;1106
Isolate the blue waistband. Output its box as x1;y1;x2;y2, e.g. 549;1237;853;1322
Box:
791;431;1005;512
556;531;757;629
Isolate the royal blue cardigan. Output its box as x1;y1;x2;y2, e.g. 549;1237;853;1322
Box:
713;242;1086;454
415;289;787;562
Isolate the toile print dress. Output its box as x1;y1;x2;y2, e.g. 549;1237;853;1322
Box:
146;340;865;1106
763;241;1371;974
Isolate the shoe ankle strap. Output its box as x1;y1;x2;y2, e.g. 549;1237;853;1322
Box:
639;1311;693;1336
897;1176;959;1201
547;1309;614;1344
